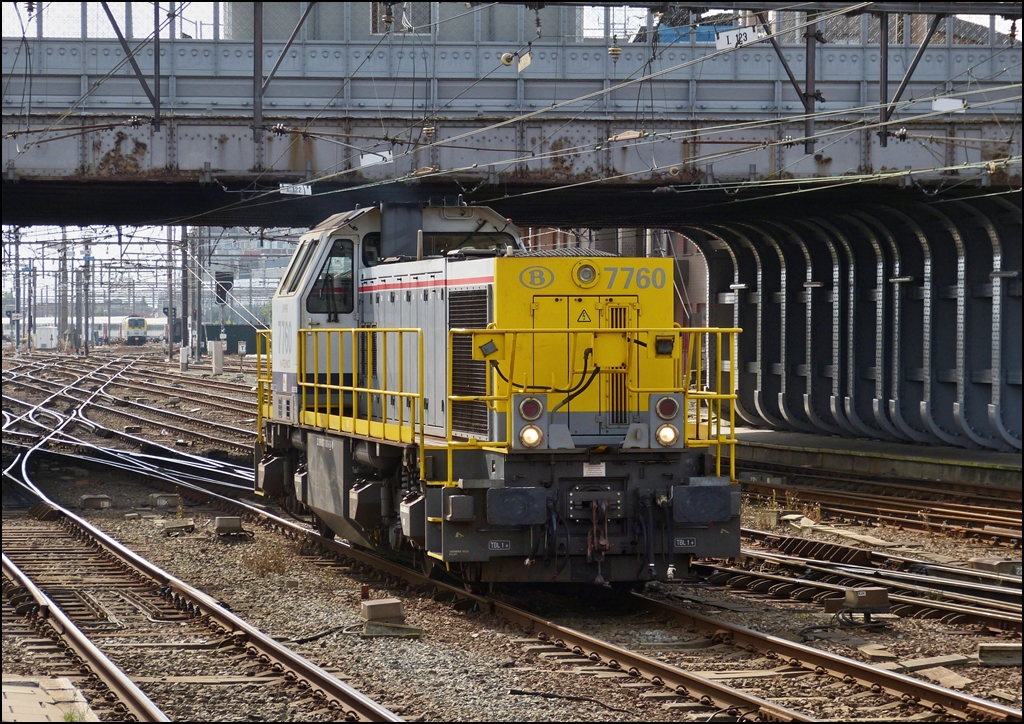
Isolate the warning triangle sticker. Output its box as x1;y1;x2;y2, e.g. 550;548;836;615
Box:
577;310;592;323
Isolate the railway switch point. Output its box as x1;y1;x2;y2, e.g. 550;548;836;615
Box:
78;495;112;510
148;493;182;509
361;598;405;624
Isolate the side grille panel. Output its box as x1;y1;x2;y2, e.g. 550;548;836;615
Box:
449;289;490;438
607;306;629;425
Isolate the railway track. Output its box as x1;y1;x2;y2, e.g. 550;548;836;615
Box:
1;481;400;722
2;550;168;722
3;360;255;453
81;464;1022;722
742;478;1022;548
6;351;1020;721
737;464;1022;508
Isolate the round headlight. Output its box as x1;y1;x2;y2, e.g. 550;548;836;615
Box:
573;262;599;288
656;396;679;420
519;425;544;448
655;424;680;447
518;397;544;421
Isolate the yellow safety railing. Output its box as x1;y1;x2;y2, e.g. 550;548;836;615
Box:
255;329;273;447
425;326;739;485
297;327;425;475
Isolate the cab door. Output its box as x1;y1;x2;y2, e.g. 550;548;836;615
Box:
302;236;358;416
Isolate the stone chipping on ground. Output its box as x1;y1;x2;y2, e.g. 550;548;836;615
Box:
2;426;1019;721
81;509;683;722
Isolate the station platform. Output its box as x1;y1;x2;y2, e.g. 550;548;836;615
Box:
727;428;1022;491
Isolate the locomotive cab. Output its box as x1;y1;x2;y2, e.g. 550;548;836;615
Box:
257;203;741;587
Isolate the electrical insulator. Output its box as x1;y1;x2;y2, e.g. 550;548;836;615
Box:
608;35;622;62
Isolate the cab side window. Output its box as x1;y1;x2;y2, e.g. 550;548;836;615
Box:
362;232;382;267
306;239;354;319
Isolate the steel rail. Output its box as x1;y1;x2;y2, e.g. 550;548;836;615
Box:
738;549;1022;612
18;439;1010;723
4;377;398;721
742;529;1022;588
13;399;1005;723
3;487;400;723
629;592;1024;722
6;371;256;441
2;553;170;723
744;482;1022;528
699;563;1022;633
737;466;1022;506
54;363;259;413
52;468;810;722
3;381;253;453
488;600;814;721
4;389;255;489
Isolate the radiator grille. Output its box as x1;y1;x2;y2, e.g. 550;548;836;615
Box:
449;289;490;437
608;306;629;425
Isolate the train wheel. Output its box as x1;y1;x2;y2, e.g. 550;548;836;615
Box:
461;563;488;595
418;552;439;579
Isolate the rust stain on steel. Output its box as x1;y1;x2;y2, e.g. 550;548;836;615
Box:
95;131;148;176
547;137;574;177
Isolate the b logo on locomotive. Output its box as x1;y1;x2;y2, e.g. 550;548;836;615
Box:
519;266;555;289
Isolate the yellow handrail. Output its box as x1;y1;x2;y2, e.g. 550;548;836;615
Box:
255;330;273;448
297;327;425;478
262;325;738;486
424;326;739;485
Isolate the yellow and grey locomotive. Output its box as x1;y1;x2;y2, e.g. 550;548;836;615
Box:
256;203;740;588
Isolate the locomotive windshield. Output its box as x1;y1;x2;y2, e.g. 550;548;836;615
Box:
279;240;316;295
127;318;145;328
306;239;354;315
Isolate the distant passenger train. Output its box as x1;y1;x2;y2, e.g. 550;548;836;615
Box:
121;316;148;346
255;203;741;590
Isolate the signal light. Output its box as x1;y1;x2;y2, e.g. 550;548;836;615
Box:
518;397;544;421
215;271;234;305
656;396;679;420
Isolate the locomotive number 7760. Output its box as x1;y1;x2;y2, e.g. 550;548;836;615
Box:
603;266;667;290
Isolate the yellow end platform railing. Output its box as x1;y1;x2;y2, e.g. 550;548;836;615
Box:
425;326;740;485
255;329;272;447
258;326;739;485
